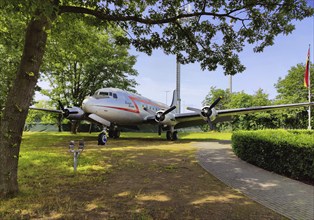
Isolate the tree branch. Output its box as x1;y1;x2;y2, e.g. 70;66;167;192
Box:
59;5;249;25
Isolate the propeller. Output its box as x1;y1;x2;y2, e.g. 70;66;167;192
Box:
58;100;79;118
186;107;202;114
209;96;222;109
201;96;222;118
187;96;222;128
143;106;176;135
155;106;176;122
155;106;176;136
158;125;162;136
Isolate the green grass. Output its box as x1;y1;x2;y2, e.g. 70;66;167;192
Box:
0;131;286;220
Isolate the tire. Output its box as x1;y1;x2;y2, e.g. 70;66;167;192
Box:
98;132;107;145
113;130;120;139
108;130;114;138
166;131;172;141
172;131;178;141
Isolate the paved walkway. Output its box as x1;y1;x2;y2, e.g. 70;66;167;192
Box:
195;141;314;220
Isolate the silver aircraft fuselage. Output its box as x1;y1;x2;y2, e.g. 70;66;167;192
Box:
82;88;169;125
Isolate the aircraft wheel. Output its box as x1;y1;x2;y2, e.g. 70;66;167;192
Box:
98;132;107;145
108;130;114;138
172;131;178;141
166;131;172;141
113;130;120;139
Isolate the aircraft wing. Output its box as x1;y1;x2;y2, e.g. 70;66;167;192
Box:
167;102;314;129
173;112;232;129
29;107;63;114
215;102;314;116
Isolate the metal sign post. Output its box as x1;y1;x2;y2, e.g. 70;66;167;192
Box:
68;140;85;172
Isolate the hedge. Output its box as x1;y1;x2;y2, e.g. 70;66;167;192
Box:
231;129;314;182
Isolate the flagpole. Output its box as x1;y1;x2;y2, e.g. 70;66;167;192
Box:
308;44;311;130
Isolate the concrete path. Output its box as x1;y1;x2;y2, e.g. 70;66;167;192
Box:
195;141;314;220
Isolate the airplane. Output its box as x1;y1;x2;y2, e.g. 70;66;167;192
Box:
30;87;314;145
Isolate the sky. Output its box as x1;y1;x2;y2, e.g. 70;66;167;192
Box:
132;15;314;112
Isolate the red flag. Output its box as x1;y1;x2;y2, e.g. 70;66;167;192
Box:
304;48;310;88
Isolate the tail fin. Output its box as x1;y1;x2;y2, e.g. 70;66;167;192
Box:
170;90;178;112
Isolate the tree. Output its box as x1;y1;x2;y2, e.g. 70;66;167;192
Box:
40;14;138;108
274;63;314;128
0;10;26;112
0;0;313;198
26;100;57;124
39;14;138;133
228;89;276;130
203;88;275;131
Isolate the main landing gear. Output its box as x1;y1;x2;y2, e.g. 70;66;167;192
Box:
108;129;120;139
166;130;178;141
98;127;121;145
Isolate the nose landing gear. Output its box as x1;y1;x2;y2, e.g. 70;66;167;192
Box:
98;131;107;145
98;126;121;145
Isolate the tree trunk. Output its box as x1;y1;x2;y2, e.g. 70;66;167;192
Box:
0;15;49;198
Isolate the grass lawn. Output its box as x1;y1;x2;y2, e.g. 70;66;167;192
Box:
0;131;286;219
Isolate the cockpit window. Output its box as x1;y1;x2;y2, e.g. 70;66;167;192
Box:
94;90;112;99
99;92;109;96
94;90;118;99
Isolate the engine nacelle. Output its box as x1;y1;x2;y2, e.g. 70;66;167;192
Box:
65;107;85;120
201;106;218;122
155;110;175;125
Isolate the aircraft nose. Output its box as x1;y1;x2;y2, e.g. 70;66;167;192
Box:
82;97;93;113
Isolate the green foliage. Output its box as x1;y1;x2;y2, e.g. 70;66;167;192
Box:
203;87;276;131
0;9;27;111
275;63;313;103
232;130;314;181
40;14;138;107
14;0;311;75
26;100;58;124
1;0;313;109
274;63;314;128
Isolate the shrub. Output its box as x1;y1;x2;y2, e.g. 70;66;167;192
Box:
232;130;314;182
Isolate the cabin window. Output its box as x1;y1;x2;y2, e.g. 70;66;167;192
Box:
113;93;118;99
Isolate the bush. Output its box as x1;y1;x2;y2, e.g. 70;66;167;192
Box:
232;130;314;182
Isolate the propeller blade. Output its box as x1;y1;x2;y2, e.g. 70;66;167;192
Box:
162;106;176;116
208;119;214;130
58;100;65;112
68;111;79;114
209;96;222;109
158;125;162;136
186;107;202;114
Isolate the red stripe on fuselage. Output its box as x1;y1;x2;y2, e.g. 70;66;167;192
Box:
99;95;165;114
128;96;165;109
101;106;140;113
